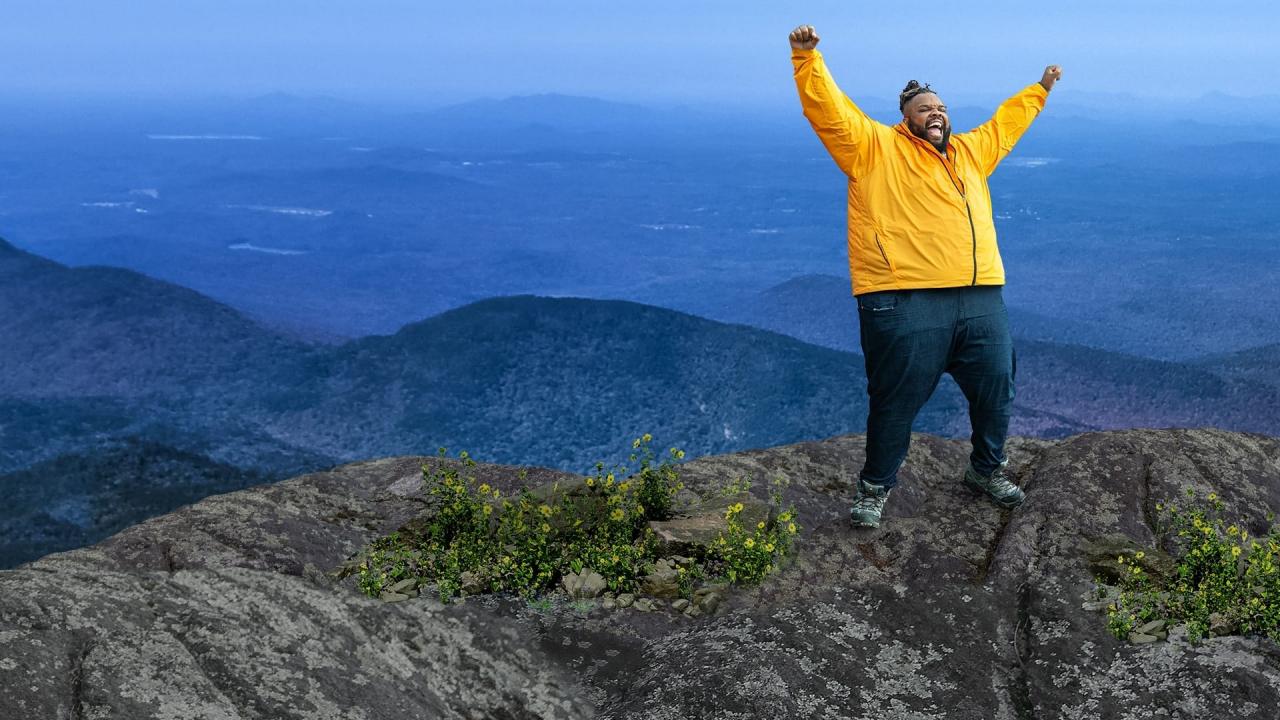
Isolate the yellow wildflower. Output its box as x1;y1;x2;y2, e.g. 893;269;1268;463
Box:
1232;546;1242;557
642;433;653;442
757;521;766;530
478;483;490;494
764;543;775;553
619;482;630;492
611;508;625;521
632;438;641;449
606;473;615;485
1202;525;1213;536
744;538;755;549
540;522;551;533
1117;555;1125;564
635;504;645;515
482;505;493;516
732;502;744;513
586;477;595;487
1131;566;1141;575
611;554;620;563
1208;493;1217;501
788;522;797;534
779;511;792;522
1228;525;1239;536
1155;503;1163;511
1135;551;1145;560
675;449;686;459
539;504;553;517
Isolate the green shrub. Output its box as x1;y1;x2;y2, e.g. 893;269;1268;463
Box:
355;435;799;603
1105;489;1280;643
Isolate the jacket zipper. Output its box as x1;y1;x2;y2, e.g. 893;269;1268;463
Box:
927;149;979;286
873;233;891;271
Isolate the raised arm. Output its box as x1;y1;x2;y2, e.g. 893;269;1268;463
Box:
957;65;1061;176
790;25;881;177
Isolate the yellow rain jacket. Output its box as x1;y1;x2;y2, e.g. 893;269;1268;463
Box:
792;48;1048;295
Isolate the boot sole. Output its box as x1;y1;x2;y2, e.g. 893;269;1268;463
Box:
849;511;881;528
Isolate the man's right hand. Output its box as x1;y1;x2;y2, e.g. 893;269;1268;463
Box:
789;25;820;50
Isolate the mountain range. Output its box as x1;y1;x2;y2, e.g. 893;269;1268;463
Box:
2;235;1277;566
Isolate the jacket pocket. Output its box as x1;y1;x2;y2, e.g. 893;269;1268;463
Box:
873;232;892;272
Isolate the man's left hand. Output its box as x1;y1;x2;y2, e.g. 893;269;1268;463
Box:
1040;65;1062;92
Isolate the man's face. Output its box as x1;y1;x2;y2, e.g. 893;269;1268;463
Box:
904;92;950;151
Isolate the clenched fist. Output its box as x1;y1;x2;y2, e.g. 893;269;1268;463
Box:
1040;65;1062;92
789;25;820;50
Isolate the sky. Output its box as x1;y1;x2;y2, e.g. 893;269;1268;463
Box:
1;1;1276;108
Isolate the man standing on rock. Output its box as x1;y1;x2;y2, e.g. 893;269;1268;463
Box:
789;24;1061;528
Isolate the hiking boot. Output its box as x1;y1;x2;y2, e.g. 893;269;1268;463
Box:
962;460;1025;509
850;478;892;528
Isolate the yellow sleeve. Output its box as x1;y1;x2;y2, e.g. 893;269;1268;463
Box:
956;82;1048;175
792;48;881;177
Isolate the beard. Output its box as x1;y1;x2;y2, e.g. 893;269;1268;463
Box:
908;118;951;152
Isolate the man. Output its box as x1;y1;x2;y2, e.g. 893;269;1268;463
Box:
788;24;1062;528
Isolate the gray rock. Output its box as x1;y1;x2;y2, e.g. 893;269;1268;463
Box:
1136;619;1166;635
671;599;690;611
647;492;772;556
460;570;486;595
5;430;1280;719
616;593;635;608
640;558;681;599
561;568;608;599
1129;632;1160;644
602;598;617;610
388;577;418;594
1209;612;1239;637
380;591;412;603
632;598;655;612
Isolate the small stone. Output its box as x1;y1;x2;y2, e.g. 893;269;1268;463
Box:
388;578;417;594
602;598;617;610
616;593;635;608
633;598;654;612
1128;632;1159;644
1208;612;1237;637
1135;619;1166;635
561;569;608;599
460;571;485;595
683;605;701;617
380;592;412;603
671;599;690;611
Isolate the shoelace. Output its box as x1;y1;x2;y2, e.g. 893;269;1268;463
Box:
852;491;888;511
985;470;1020;495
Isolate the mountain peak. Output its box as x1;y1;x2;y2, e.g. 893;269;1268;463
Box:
2;428;1277;715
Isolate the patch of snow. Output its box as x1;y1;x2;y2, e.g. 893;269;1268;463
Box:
226;204;332;218
227;242;307;255
147;134;264;141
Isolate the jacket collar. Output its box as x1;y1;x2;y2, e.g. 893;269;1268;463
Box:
894;121;965;195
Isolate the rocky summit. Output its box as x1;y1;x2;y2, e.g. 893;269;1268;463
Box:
2;428;1279;719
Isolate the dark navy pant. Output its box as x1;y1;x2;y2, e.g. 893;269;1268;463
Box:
857;285;1015;490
